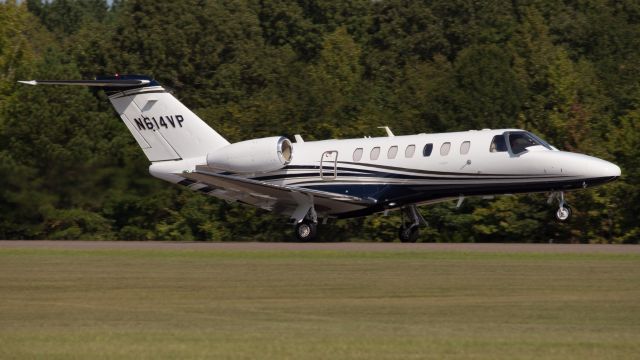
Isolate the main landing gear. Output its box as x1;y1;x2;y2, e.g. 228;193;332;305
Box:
550;191;572;221
398;205;427;242
292;197;319;242
295;219;317;242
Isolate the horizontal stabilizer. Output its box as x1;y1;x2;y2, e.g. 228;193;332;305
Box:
17;75;159;92
18;79;150;87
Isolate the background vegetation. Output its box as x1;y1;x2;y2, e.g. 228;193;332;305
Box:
0;0;638;242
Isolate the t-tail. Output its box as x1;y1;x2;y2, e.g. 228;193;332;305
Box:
18;75;229;162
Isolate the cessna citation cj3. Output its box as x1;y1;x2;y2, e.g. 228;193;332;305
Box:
20;75;621;242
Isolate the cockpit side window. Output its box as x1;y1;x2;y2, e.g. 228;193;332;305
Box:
490;135;507;152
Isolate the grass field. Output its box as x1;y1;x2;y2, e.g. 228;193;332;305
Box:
0;245;639;359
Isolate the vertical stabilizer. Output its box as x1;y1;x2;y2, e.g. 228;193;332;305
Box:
103;76;229;161
19;75;230;162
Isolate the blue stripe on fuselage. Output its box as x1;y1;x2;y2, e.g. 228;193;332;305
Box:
301;176;616;211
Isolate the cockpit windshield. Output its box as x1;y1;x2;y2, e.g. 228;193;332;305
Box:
508;132;552;154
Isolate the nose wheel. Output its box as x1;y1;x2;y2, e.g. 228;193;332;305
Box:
550;192;572;222
556;204;572;221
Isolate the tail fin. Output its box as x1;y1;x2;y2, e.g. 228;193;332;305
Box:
19;75;229;162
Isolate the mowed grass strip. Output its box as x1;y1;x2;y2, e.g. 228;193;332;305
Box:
0;248;638;359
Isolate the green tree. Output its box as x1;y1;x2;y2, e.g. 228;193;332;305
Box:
27;0;109;36
1;0;638;242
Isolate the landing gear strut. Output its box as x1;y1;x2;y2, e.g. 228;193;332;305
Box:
550;191;572;221
398;205;427;242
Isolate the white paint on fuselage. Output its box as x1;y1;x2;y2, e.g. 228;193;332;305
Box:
148;128;620;217
281;128;619;184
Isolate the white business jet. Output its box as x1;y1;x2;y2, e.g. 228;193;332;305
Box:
20;75;621;242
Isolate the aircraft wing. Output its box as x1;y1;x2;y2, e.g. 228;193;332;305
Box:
179;166;376;219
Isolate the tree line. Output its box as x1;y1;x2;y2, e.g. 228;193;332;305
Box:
1;0;638;243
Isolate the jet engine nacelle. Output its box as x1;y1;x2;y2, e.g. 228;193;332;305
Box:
206;136;293;173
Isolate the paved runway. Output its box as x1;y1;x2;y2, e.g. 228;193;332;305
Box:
0;240;638;253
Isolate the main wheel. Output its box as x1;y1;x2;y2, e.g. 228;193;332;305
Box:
399;224;419;243
295;220;317;242
556;205;572;221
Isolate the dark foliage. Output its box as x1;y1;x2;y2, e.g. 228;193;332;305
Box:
0;0;637;243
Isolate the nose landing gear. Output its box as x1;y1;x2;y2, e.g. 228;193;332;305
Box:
550;192;572;221
556;205;572;221
398;205;427;242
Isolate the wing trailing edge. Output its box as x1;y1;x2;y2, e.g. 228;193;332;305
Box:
179;166;376;218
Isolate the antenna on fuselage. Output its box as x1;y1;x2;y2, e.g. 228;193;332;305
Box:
377;126;395;137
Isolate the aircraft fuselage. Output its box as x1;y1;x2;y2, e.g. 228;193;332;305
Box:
254;129;619;218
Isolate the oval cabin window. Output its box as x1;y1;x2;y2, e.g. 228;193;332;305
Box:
440;142;451;156
423;143;433;157
460;141;470;155
388;146;398;159
370;147;380;160
353;148;363;161
405;145;416;158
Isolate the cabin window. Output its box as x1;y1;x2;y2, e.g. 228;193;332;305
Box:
405;145;416;158
388;146;398;159
490;135;508;152
460;141;470;155
423;143;433;157
440;142;451;156
370;147;380;160
353;148;363;161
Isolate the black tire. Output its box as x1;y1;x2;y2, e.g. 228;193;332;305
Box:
399;224;419;243
295;220;317;242
556;205;572;221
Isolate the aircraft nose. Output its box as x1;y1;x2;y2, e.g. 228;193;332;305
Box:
601;160;621;178
556;152;621;181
